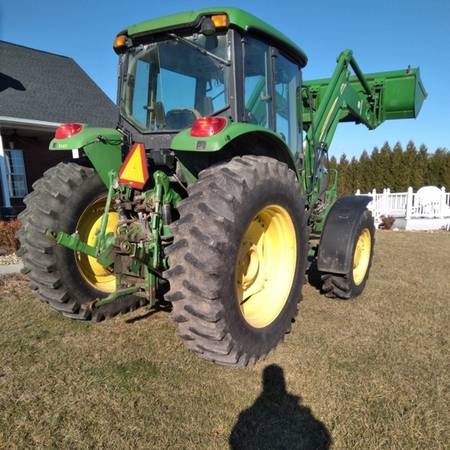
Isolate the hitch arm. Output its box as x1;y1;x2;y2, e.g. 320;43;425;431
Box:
46;229;97;257
46;170;117;265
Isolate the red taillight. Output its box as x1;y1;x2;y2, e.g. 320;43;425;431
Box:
190;117;227;137
55;123;83;140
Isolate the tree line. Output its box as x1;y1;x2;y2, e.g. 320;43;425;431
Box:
327;141;450;196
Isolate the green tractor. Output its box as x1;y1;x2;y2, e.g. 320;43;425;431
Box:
18;8;426;366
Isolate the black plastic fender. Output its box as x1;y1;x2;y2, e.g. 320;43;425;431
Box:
317;196;372;274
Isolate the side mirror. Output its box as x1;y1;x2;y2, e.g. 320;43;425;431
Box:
200;17;216;36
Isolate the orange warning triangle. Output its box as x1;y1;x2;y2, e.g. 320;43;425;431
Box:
118;143;149;189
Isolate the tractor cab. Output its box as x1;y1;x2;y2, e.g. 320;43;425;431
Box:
114;8;307;159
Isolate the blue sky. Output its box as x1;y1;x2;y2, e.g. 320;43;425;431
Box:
1;0;449;158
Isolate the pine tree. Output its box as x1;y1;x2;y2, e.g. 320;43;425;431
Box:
328;155;338;171
358;150;371;192
414;144;429;189
391;142;407;191
428;148;447;187
443;149;450;188
338;154;350;196
369;147;382;190
379;142;393;189
327;155;338;193
332;143;448;196
347;156;359;193
404;141;418;188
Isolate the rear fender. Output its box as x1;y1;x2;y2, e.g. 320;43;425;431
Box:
50;124;123;187
171;121;299;174
317;195;372;274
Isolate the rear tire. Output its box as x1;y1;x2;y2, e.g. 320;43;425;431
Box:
164;156;308;367
17;162;146;321
321;209;375;299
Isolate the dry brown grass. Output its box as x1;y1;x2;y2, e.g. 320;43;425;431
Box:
0;220;20;254
0;231;449;449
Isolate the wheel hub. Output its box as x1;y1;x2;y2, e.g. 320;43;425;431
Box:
75;196;118;293
240;242;259;289
236;205;297;328
352;228;371;286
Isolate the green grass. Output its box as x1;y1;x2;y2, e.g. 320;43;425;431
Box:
0;231;449;449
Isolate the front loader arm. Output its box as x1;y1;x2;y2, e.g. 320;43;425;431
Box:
302;50;381;206
301;50;426;230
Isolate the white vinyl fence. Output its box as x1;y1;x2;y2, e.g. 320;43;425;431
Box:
356;186;450;223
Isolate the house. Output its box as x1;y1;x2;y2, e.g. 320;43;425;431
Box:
0;40;118;219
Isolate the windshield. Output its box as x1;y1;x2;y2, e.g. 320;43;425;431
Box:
121;33;231;132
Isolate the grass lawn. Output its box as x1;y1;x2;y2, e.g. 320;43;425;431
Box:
0;231;449;449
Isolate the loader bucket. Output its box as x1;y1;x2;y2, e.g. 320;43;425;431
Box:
360;68;427;120
304;67;427;123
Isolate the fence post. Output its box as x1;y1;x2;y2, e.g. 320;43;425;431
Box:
355;189;360;196
369;188;376;218
440;186;446;218
406;186;413;220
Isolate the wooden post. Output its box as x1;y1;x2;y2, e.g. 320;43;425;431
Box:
406;186;413;220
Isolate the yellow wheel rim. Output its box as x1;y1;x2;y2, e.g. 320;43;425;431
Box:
352;228;371;286
75;196;118;293
236;205;297;328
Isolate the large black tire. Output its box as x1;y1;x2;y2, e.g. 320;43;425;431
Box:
164;156;308;367
321;209;375;299
17;162;145;321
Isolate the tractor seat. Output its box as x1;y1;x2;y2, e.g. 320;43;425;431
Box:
165;109;200;130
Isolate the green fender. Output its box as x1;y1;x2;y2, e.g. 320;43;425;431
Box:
49;124;123;187
171;121;299;174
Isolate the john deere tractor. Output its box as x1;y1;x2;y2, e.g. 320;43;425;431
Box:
18;8;426;366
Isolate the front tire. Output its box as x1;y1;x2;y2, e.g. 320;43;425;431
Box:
164;156;308;367
321;209;375;299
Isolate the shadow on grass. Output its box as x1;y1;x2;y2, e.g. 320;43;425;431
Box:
125;300;172;324
306;259;323;293
229;364;331;450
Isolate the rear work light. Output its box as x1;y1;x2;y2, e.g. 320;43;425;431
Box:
55;123;83;140
190;117;227;137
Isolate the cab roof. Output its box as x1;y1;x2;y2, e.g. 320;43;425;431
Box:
120;7;308;67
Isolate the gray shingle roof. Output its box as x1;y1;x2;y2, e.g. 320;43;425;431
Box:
0;40;118;127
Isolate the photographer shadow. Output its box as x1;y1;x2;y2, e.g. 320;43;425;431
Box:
229;364;331;450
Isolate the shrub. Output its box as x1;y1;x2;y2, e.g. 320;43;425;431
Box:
0;220;21;255
379;215;396;230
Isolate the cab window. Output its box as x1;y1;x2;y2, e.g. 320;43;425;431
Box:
274;53;300;151
244;37;271;128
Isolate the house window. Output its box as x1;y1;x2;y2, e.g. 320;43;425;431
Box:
5;149;28;198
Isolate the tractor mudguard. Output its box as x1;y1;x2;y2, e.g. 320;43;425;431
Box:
317;195;372;274
49;124;123;187
171;121;299;171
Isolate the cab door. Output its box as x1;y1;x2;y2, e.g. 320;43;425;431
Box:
243;36;302;161
273;51;302;159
